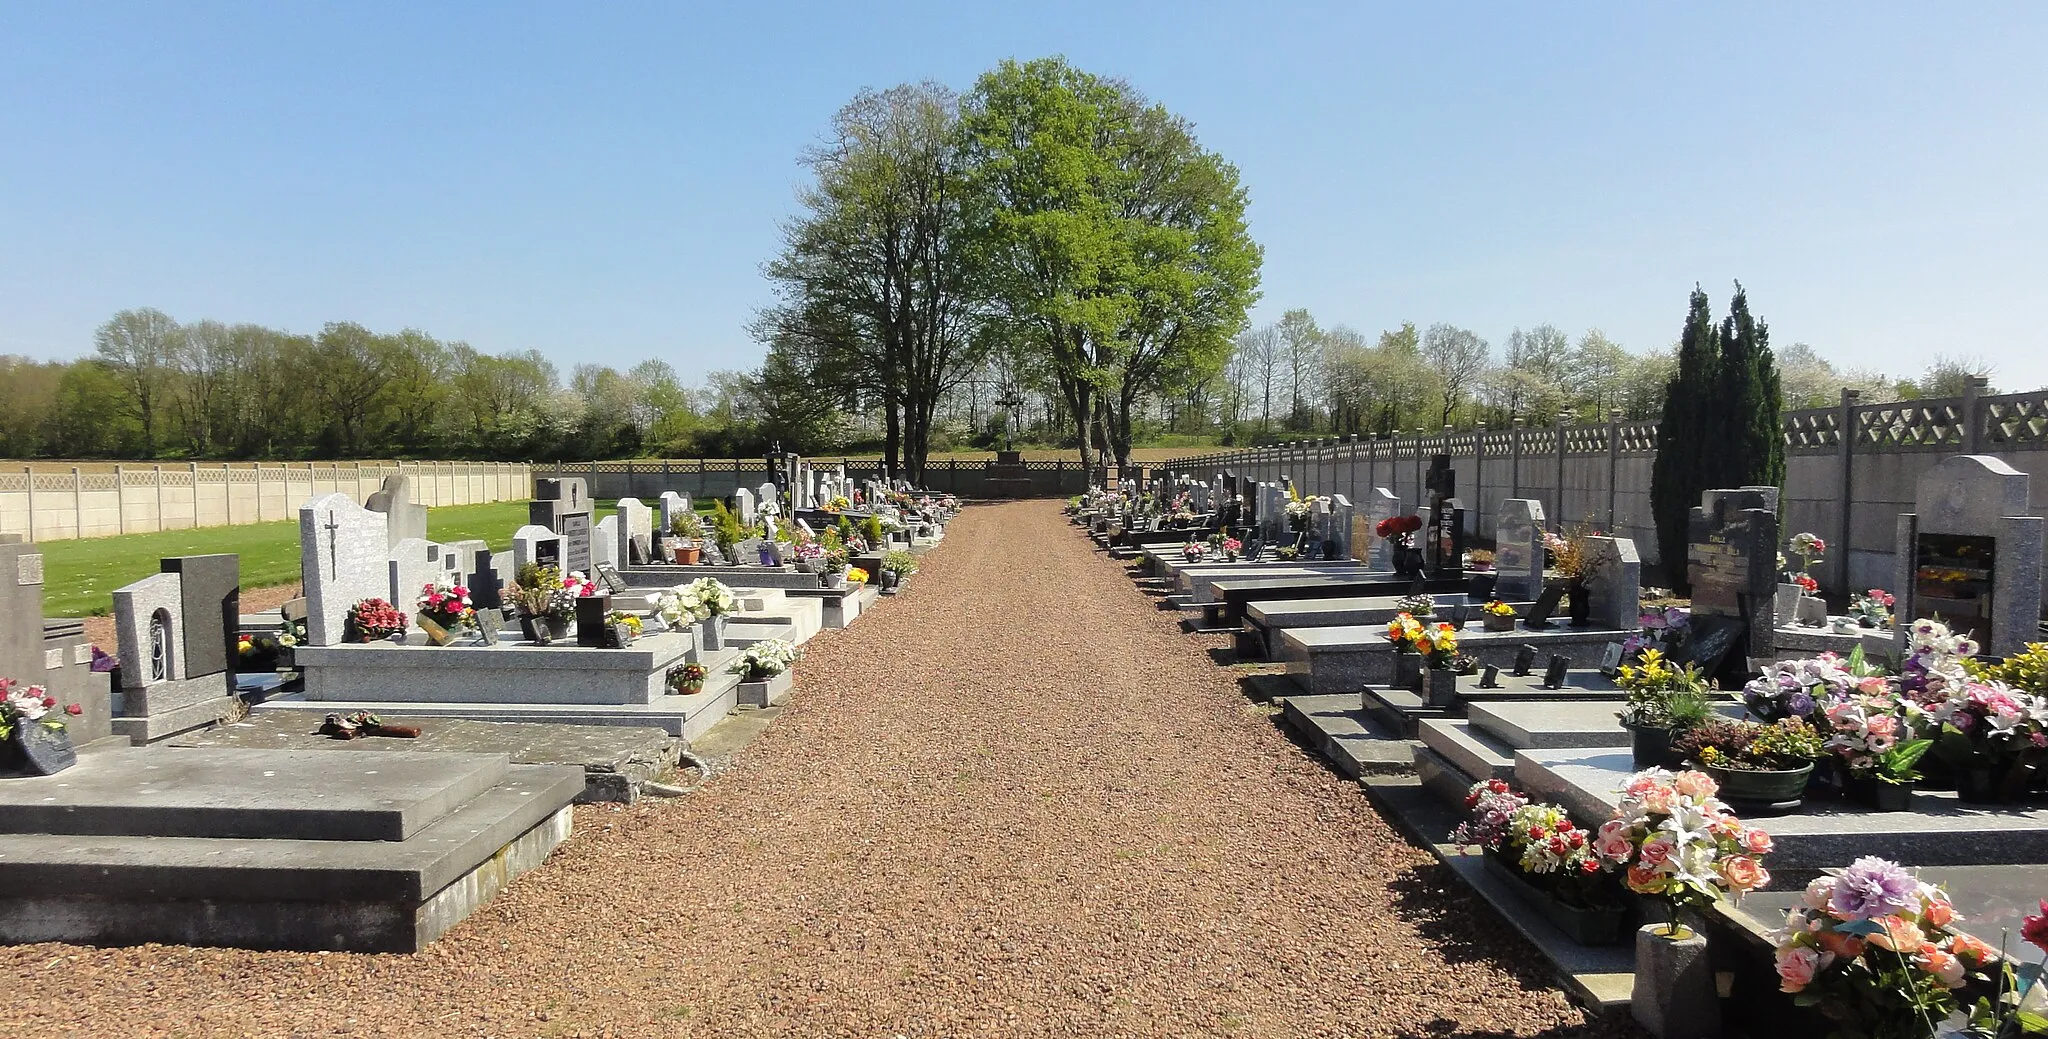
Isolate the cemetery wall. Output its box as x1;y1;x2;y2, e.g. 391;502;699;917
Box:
550;457;1092;501
0;461;530;542
1159;382;2048;604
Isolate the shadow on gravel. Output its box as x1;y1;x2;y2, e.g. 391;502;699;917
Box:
1387;864;1568;987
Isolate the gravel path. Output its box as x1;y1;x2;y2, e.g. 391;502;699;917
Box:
3;501;1639;1038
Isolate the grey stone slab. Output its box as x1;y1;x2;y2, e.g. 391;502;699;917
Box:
108;693;238;745
1417;718;1515;781
1579;536;1642;631
387;536;438;611
1895;454;2045;658
0;746;510;842
512;523;565;574
1468;700;1634;750
300;493;391;647
591;515;619;570
296;631;693;706
1249;593;1531;631
172;713;681;805
160;554;239;679
0;542;46;695
1277;693;1417;778
1278;624;1631;695
0;763;580;952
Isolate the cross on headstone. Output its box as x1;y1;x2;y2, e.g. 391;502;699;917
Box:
323;511;341;576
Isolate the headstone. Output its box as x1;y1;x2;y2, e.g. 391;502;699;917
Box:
1685;487;1781;679
758;482;780;518
658;492;690;535
111;565;237;742
1579;536;1642;630
529;477;593;574
1894;455;2046;659
299;493;390;647
591;515;619;570
467;549;507;611
1359;488;1399;569
1328;494;1354;559
511;524;565;574
159;554;240;680
574;593;613;648
387;537;437;609
1493;498;1547;602
442;540;491;587
1430;501;1466;579
617;498;654;565
364;474;427;552
735;487;756;528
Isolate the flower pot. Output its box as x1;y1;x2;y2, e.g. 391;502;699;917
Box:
1483;855;1627;946
1420;666;1460;709
1626;723;1676;771
736;669;794;708
1566;576;1591;627
1483;615;1516;633
673;545;701;565
696;614;727;652
518;615;552;645
1955;759;2037;804
546;614;573;641
1843;776;1915;812
879;571;900;590
1774;583;1804;626
1703;763;1815;811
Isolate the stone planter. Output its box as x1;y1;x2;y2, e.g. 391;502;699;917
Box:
1420;667;1460;709
1632;923;1720;1039
696;614;728;653
1774;583;1804;626
736;669;793;708
1482;855;1627;946
673;545;701;565
1704;763;1815;812
1483;614;1516;633
879;570;901;591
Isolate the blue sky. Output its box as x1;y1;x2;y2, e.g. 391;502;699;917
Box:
3;3;2043;390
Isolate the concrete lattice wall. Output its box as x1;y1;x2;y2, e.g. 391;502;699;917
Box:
550;457;1093;502
1157;383;2048;604
0;461;532;541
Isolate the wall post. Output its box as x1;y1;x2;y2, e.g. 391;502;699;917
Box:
1835;388;1861;597
1553;419;1567;533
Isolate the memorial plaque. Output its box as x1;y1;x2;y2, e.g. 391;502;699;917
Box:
595;562;628;594
1479;665;1501;689
1913;532;1996;649
1543;654;1570;690
1524;582;1566;629
561;513;593;574
1513;644;1537;677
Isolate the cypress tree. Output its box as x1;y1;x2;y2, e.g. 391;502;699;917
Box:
1713;282;1784;490
1650;287;1721;590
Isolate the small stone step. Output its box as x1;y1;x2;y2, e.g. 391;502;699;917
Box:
1279;693;1417;779
1467;700;1633;750
1360;685;1450;738
1418;719;1516;783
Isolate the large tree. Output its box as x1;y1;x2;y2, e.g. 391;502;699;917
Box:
1650;284;1783;589
93;307;182;456
757;81;983;481
959;57;1261;468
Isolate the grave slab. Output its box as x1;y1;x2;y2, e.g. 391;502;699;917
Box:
1276;693;1417;779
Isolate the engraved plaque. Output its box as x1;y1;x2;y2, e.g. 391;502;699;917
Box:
18;552;43;586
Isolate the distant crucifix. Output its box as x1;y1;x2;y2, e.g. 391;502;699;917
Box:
323;511;342;575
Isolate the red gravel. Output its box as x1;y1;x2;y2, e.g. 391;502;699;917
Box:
2;501;1639;1038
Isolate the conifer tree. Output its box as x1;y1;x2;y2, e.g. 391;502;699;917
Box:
1711;282;1784;490
1650;287;1721;589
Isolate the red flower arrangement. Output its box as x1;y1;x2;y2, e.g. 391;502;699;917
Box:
345;598;409;642
1375;514;1424;543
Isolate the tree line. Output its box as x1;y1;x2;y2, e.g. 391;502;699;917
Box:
0;309;764;461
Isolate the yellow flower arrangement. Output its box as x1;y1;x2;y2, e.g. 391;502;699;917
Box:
1481;600;1517;618
845;566;869;585
1385;611;1458;659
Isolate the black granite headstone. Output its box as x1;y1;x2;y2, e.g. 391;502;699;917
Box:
1479;665;1501;689
1524;582;1566;628
161;554;240;679
467;550;505;612
574;593;613;648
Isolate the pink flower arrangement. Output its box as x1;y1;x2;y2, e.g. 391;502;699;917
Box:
1590;768;1771;925
1771;857;1995;1034
415;580;475;627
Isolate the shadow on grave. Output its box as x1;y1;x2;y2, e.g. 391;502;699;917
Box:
1386;862;1586;986
1406;1020;1643;1039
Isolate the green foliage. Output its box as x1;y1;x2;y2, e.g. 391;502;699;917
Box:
880;550;919;576
1966;642;2048;693
860;515;885;547
1651;284;1783;589
669;511;705;541
708;501;745;553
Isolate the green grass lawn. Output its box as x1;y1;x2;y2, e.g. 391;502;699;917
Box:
39;500;547;617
